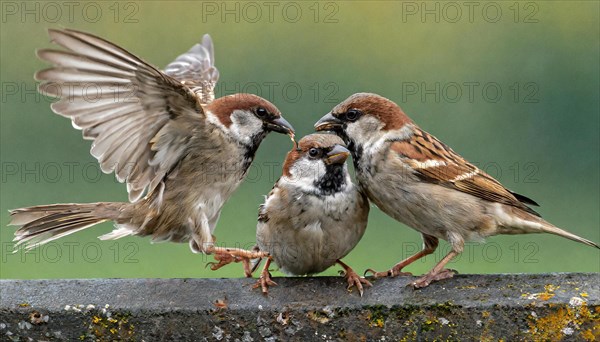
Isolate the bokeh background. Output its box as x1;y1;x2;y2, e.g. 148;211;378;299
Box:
1;1;598;279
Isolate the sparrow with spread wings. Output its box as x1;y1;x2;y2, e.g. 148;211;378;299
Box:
9;29;295;275
316;93;599;288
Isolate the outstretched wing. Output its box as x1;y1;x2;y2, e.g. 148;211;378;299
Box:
164;34;219;104
391;127;540;216
36;28;204;202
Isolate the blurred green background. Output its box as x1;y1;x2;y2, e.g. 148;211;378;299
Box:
1;1;598;279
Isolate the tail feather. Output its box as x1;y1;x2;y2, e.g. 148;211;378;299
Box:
541;224;600;249
504;206;599;249
14;219;104;250
9;203;121;250
9;203;88;225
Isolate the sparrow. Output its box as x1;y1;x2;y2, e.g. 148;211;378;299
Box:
315;93;600;288
253;134;371;295
9;29;295;275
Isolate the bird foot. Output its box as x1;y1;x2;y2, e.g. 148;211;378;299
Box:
252;269;277;295
341;267;372;297
411;268;456;289
364;267;413;279
206;248;269;278
206;252;241;269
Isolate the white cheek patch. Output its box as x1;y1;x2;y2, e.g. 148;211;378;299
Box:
229;110;263;145
346;116;384;145
281;158;327;193
348;120;415;155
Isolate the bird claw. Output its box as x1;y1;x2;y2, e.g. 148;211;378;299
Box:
207;252;254;277
205;262;218;269
206;253;236;270
252;270;277;295
364;268;412;279
411;268;456;289
364;268;389;278
343;268;372;297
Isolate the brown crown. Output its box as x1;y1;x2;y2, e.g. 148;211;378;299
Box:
333;93;412;130
207;93;281;127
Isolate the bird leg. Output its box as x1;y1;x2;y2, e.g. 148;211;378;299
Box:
365;234;438;278
252;257;277;295
337;259;372;297
411;250;458;288
205;245;268;278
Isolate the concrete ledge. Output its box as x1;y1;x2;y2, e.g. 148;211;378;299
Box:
1;273;599;341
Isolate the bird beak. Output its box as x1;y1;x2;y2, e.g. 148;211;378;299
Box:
314;112;343;131
265;117;295;135
325;144;350;165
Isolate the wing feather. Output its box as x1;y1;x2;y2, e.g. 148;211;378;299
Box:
164;34;219;104
392;128;540;216
36;28;204;202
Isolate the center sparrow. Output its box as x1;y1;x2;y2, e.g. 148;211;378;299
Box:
254;134;371;295
315;93;599;288
9;29;295;275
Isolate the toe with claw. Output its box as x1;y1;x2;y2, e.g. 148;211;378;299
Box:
253;270;278;295
411;268;456;289
207;251;256;277
206;247;268;277
364;267;412;279
206;252;238;271
252;257;277;295
338;260;373;296
342;268;372;297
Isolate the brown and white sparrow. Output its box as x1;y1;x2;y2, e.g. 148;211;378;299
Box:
315;93;600;288
253;134;371;295
9;29;295;274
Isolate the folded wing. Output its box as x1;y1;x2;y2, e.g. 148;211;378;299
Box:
392;127;540;216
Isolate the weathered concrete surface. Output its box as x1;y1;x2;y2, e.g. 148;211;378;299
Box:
1;273;598;341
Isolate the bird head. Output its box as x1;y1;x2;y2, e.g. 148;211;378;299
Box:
206;93;294;148
281;133;351;196
314;93;413;149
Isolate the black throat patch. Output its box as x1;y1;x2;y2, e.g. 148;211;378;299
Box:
241;130;268;170
314;163;346;196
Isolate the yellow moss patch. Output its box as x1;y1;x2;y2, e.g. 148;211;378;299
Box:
527;301;599;341
370;317;385;328
538;293;555;301
87;313;134;340
581;329;595;342
399;331;417;342
523;284;560;301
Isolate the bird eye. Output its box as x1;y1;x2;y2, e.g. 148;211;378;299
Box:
308;148;320;158
256;107;268;117
346;109;360;121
